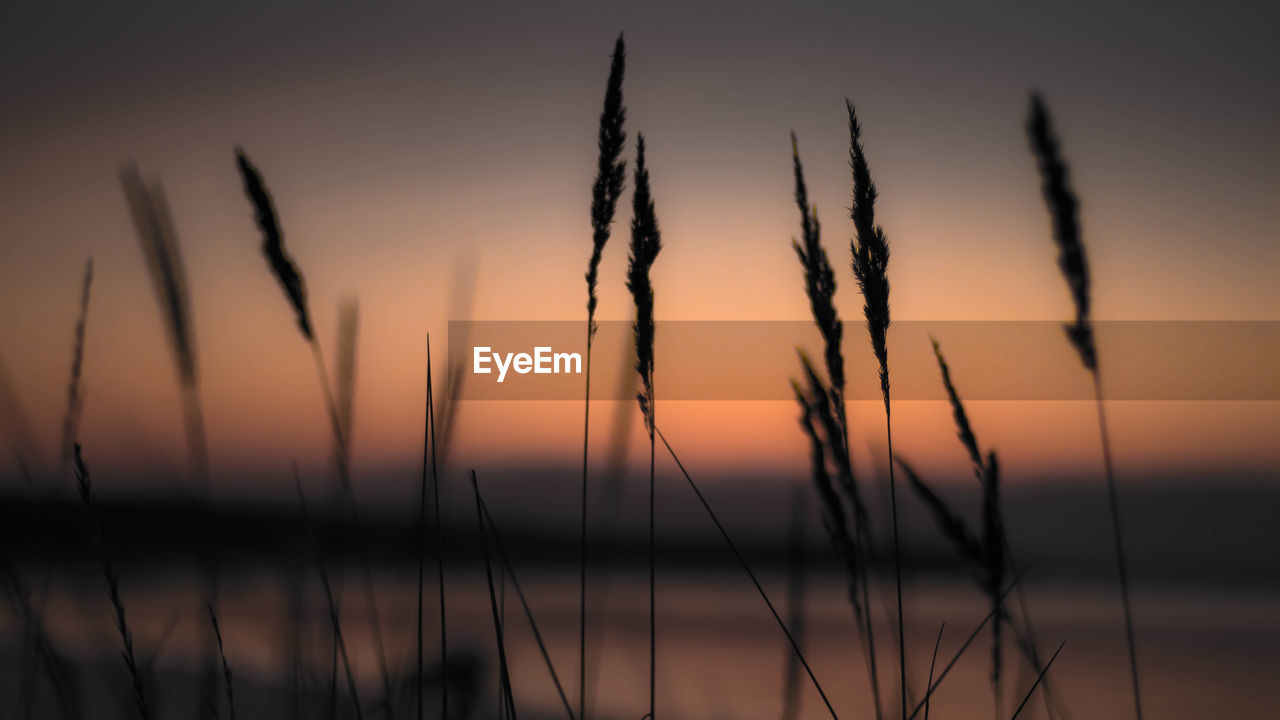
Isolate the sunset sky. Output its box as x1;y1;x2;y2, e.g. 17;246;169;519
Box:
1;1;1277;494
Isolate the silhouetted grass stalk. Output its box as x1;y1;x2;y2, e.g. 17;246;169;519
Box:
581;34;627;720
929;337;1061;718
327;301;395;718
1027;94;1141;720
1009;642;1065;720
418;335;447;720
924;624;943;720
73;445;150;720
627;133;662;720
927;339;1008;714
58;260;93;474
791;134;883;720
120;167;208;487
791;355;883;714
656;426;840;720
234;150;349;473
118;165;221;718
845;99;905;719
477;484;576;720
904;570;1027;720
207;603;238;720
471;470;518;720
237;149;393;715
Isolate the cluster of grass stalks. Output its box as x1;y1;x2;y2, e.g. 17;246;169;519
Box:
790;127;884;718
0;34;1163;720
894;338;1046;718
784;91;1142;720
790;103;913;719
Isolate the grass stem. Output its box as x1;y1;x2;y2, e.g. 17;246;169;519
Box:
657;427;840;720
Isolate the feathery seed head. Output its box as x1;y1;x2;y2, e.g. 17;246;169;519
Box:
792;356;864;618
1027;93;1096;371
121;166;198;386
930;337;983;477
586;34;629;339
59;259;94;469
236;148;314;341
846;100;892;404
791;134;845;393
627;134;661;431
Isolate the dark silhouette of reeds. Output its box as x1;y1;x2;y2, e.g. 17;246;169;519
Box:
656;426;840;720
791;360;858;612
235;148;353;471
471;470;518;720
585;33;628;333
791;135;844;398
845;99;905;720
581;34;627;720
914;337;1060;718
235;149;349;472
1027;93;1142;720
119;166;208;487
476;486;577;720
329;300;397;718
1026;98;1094;374
791;133;883;720
791;353;885;714
58;260;93;473
206;602;238;720
72;444;150;720
935;340;1006;701
236;149;313;341
418;335;447;720
119;164;220;718
626;132;662;720
236;148;394;715
235;148;343;465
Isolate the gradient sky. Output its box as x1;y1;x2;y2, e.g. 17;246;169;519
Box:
1;1;1277;492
